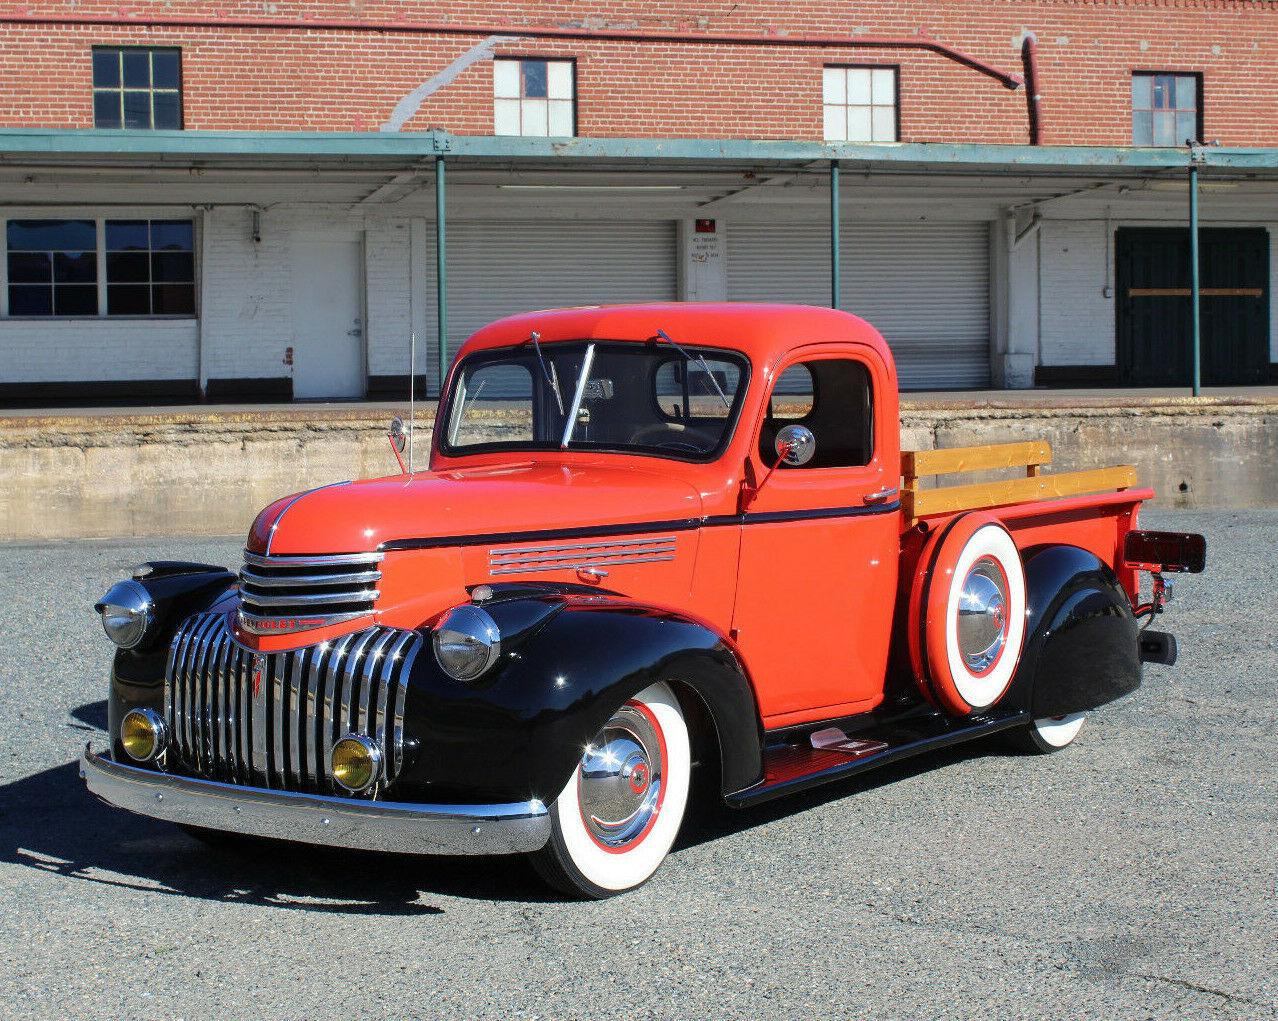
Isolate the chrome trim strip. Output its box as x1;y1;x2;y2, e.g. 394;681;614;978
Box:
492;535;680;556
244;550;383;569
262;481;352;557
491;543;676;566
490;553;676;576
239;568;383;588
236;609;373;636
82;747;551;857
239;588;381;608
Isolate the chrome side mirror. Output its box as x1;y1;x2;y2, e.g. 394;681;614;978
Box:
389;417;408;454
775;424;816;466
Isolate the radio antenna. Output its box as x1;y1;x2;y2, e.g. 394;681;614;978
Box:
408;330;416;473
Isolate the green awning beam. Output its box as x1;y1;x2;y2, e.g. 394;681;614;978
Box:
1189;161;1201;397
830;159;841;310
435;155;448;396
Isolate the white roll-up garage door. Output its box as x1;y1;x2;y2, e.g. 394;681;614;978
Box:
438;221;676;378
726;222;991;389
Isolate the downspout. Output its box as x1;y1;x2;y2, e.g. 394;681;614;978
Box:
0;13;1024;90
435;156;448;398
1021;33;1044;144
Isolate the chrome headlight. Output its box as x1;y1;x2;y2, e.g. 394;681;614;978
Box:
94;580;154;649
432;604;501;682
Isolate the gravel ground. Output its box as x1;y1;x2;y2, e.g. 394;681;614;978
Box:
0;509;1274;1020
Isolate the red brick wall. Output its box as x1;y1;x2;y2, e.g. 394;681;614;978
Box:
0;1;1273;145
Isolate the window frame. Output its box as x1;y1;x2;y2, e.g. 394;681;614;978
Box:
1;215;199;320
821;63;900;144
1130;70;1203;147
4;218;100;318
91;45;184;131
439;340;752;463
492;56;578;138
754;353;877;472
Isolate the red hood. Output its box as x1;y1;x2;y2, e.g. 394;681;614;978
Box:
248;461;704;555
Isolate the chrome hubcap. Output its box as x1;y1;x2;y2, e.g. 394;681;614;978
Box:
957;556;1010;674
578;704;663;850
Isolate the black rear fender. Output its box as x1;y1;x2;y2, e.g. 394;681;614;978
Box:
1003;544;1141;719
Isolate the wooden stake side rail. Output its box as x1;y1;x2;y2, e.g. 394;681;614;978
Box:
901;440;1136;521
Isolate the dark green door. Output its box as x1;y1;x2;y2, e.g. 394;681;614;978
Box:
1116;227;1269;385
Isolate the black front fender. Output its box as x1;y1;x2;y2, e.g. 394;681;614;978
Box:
399;597;763;805
1004;545;1141;719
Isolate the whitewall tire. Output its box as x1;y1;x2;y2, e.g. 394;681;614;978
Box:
531;681;691;898
1008;712;1086;754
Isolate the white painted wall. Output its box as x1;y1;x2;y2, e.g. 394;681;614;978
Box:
0;318;197;382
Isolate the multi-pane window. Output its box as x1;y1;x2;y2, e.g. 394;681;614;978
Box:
1131;73;1200;146
823;66;897;142
493;58;574;137
105;220;196;315
92;47;182;129
4;218;195;317
6;220;98;316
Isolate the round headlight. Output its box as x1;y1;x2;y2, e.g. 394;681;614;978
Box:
94;580;154;650
120;708;167;762
433;604;501;682
331;734;382;793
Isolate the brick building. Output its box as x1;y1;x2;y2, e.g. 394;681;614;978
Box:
0;0;1275;402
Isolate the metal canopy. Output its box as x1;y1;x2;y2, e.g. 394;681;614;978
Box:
2;128;1278;179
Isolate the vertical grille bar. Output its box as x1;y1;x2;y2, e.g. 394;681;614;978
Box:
305;641;328;787
357;630;392;736
393;636;423;777
287;647;308;786
185;615;218;768
208;626;228;781
236;643;251;785
339;631;376;744
321;634;355;790
251;651;270;787
222;641;239;783
375;631;412;761
172;614;204;764
271;649;287;789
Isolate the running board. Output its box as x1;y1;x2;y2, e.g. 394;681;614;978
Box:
727;709;1029;808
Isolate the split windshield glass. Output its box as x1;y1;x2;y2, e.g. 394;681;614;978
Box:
443;340;750;461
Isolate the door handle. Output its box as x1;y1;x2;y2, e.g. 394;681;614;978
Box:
863;486;898;505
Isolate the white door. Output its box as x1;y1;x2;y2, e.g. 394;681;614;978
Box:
291;236;365;399
727;221;991;389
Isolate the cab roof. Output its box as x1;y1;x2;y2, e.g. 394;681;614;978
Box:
456;302;894;373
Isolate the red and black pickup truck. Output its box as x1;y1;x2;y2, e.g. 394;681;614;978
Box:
83;303;1205;898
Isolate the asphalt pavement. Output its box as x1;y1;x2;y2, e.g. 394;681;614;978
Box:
0;509;1273;1020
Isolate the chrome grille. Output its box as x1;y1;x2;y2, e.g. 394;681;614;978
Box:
238;550;382;635
163;612;423;793
488;535;677;576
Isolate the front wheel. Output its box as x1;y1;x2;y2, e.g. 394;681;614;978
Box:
1006;712;1086;754
531;682;691;899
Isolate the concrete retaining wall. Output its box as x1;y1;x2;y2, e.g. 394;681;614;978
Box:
2;396;1274;541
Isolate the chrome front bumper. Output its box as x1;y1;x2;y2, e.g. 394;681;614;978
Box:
81;746;551;856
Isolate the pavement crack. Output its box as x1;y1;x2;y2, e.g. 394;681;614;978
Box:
1132;971;1263;1007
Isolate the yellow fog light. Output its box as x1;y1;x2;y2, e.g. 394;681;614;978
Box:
331;734;382;793
120;708;167;762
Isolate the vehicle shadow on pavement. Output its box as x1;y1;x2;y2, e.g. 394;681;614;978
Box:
676;739;1000;851
31;701;1000;906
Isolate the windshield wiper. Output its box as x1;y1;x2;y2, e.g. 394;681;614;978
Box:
560;343;597;449
529;330;565;416
655;328;731;411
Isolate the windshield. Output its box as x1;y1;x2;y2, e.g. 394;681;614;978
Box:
442;340;751;461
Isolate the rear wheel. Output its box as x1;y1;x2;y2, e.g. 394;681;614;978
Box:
1007;712;1086;754
531;682;690;899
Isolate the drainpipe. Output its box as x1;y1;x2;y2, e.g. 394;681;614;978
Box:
1189;158;1201;396
830;160;841;310
1021;33;1044;144
435;156;448;396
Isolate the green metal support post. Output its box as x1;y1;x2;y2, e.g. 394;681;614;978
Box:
1188;162;1201;396
435;155;448;395
830;159;841;310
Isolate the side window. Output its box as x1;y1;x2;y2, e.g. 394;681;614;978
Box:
758;358;874;469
